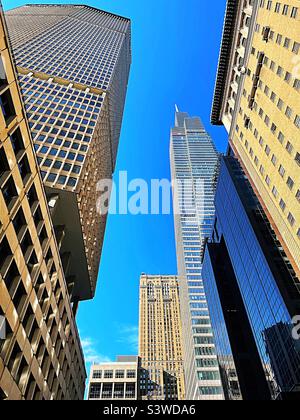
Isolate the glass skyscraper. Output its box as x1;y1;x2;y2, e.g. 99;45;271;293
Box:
203;156;300;400
170;110;224;400
5;5;131;303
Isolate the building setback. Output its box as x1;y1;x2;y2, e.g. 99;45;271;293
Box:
0;4;86;400
203;156;300;400
170;110;224;400
139;275;185;400
5;4;132;303
88;357;140;401
211;0;300;279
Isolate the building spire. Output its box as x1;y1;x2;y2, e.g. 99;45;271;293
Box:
175;104;179;113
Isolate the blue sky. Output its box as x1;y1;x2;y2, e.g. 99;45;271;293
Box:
4;0;228;372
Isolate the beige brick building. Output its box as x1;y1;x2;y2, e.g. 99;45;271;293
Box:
139;275;185;400
0;4;86;400
5;4;132;303
212;0;300;280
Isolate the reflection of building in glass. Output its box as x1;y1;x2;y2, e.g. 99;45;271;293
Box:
139;275;185;400
0;6;85;400
203;156;300;400
203;237;271;400
88;357;140;400
170;110;224;400
264;322;300;396
6;4;131;303
218;357;242;401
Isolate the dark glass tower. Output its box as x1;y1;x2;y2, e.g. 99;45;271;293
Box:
6;5;131;302
203;156;300;400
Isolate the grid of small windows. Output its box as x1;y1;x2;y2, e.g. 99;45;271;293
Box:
18;74;104;189
13;13;126;91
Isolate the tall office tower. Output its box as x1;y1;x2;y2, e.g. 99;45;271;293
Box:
5;4;131;303
170;111;224;400
139;275;185;400
211;0;300;279
88;357;140;401
0;5;86;400
202;156;300;400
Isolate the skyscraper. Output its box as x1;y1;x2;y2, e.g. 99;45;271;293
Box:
170;110;224;400
211;0;300;278
139;275;185;400
0;5;85;400
6;4;132;303
203;156;300;400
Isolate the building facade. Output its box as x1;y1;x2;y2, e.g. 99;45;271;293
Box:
88;356;140;400
139;275;185;400
203;156;300;400
212;0;300;279
6;4;132;302
0;4;86;400
170;110;224;400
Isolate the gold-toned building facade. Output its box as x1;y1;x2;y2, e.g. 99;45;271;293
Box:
139;275;185;400
212;0;300;279
0;5;86;400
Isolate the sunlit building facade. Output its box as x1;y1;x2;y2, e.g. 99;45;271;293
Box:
212;0;300;279
6;4;131;302
0;5;86;400
170;111;224;400
139;275;185;400
88;357;140;401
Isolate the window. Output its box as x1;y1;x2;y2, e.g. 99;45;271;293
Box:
291;7;298;18
295;153;300;166
0;89;16;125
10;128;25;155
2;176;18;208
104;370;113;379
0;146;10;179
92;370;102;379
293;42;300;54
282;5;289;16
0;56;7;90
279;199;286;211
287;177;295;190
89;384;101;399
294;115;300;128
127;370;136;379
279;165;285;177
199;387;223;396
198;371;220;381
18;155;31;183
272;186;278;198
288;213;295;226
286;141;293;154
285;106;292;119
275;2;281;13
115;370;125;379
294;79;300;91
